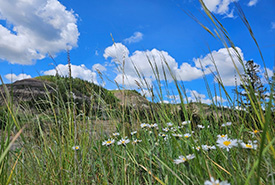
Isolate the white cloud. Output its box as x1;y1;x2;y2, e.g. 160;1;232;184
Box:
92;63;106;72
0;0;79;65
44;64;97;84
104;43;204;88
124;32;143;44
202;0;236;17
4;73;32;82
248;0;258;6
95;50;99;56
187;90;227;104
272;22;275;29
193;47;245;86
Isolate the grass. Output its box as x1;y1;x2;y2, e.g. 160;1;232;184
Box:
0;1;274;184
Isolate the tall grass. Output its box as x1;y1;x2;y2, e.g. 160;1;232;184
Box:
0;1;274;184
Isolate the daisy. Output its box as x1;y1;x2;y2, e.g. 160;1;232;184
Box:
204;177;230;185
163;127;169;132
193;146;201;151
173;154;195;164
184;133;191;138
182;120;190;125
132;139;142;144
197;125;205;129
202;145;216;151
221;122;232;127
216;138;238;151
131;131;137;135
72;145;80;151
102;139;115;146
117;138;130;146
113;132;120;136
240;141;257;150
140;123;148;128
249;129;262;137
217;134;228;139
167;122;173;127
172;133;183;138
148;123;158;128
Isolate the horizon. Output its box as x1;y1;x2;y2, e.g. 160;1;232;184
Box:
0;0;274;105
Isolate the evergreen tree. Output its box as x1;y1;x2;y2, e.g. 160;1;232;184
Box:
237;60;267;111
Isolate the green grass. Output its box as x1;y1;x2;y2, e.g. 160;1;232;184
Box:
0;1;274;184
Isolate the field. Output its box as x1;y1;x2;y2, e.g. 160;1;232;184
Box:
0;2;274;185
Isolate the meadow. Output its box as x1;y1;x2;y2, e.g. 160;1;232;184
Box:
0;1;274;185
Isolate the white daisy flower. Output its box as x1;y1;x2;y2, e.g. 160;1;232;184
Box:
131;131;137;135
159;133;167;137
102;139;115;146
113;132;120;136
197;125;205;129
172;133;183;138
184;133;191;138
163;127;169;132
217;134;228;139
204;177;230;185
72;146;80;150
148;123;158;128
240;141;257;150
167;122;173;127
182;120;190;125
132;139;142;144
221;122;232;127
249;130;262;137
193;146;201;151
140;123;148;128
173;154;195;164
202;145;216;151
117;138;130;146
216;138;238;151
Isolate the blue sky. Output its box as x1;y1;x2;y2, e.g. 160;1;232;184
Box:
0;0;274;104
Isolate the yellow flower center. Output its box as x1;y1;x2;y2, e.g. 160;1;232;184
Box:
245;144;252;148
122;141;125;144
254;130;258;134
185;135;189;138
182;157;186;161
221;135;226;137
107;141;112;144
75;146;79;150
223;141;231;146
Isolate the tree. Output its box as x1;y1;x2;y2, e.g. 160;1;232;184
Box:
237;60;267;112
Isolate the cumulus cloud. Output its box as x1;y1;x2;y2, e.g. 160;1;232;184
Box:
202;0;236;17
104;43;245;87
193;47;245;86
44;64;97;84
187;90;227;104
0;0;79;65
104;43;204;88
248;0;258;6
92;63;107;72
4;73;32;82
124;32;143;44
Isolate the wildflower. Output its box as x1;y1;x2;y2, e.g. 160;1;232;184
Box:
132;139;142;144
216;138;238;151
202;145;216;151
204;177;230;185
140;123;148;128
131;131;137;135
167;122;173;127
172;133;183;138
173;154;195;164
102;139;115;146
184;133;191;138
240;141;257;150
117;138;130;146
249;130;262;137
182;120;190;125
162;127;169;132
159;133;167;137
217;134;228;139
197;124;205;129
192;146;201;151
72;146;80;150
148;123;158;128
113;132;120;136
221;122;232;127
